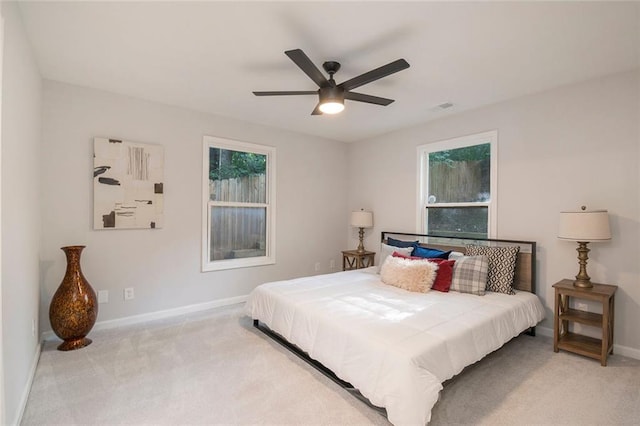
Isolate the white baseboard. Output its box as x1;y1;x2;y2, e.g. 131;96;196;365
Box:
41;295;248;342
535;325;640;360
13;341;41;426
616;344;640;360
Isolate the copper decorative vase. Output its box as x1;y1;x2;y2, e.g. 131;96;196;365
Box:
49;245;98;351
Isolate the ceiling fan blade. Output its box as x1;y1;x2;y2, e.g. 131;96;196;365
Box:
285;49;329;88
339;59;410;91
344;91;394;106
311;104;323;115
253;91;317;96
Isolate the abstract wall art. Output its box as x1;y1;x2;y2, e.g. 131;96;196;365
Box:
93;137;164;230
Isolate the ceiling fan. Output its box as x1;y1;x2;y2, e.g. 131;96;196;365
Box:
253;49;410;115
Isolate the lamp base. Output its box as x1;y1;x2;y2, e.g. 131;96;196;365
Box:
573;279;593;289
356;227;366;253
573;241;593;288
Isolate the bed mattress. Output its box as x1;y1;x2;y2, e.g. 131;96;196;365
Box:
245;267;545;425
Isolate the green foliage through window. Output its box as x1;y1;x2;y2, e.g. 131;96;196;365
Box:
209;148;266;181
429;143;490;167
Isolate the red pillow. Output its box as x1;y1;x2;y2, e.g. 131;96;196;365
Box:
427;259;455;292
392;251;422;260
392;252;455;292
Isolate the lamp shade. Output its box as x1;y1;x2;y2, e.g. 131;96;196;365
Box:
351;210;373;228
558;210;611;242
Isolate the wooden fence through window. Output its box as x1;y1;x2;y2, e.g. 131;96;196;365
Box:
209;175;267;260
209;175;266;203
428;160;489;203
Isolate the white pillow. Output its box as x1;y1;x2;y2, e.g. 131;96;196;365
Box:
449;251;465;261
380;255;437;293
378;243;413;273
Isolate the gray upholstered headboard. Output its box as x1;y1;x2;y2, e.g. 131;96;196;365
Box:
381;231;537;293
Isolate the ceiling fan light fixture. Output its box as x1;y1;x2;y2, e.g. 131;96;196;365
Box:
319;100;344;114
319;86;345;114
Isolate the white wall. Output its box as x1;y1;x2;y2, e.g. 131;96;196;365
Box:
348;70;640;356
40;81;348;331
1;2;42;424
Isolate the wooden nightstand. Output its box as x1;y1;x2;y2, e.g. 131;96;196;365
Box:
342;250;375;271
553;279;617;366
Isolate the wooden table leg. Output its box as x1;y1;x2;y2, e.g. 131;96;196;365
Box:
553;290;560;353
601;294;610;366
610;296;615;355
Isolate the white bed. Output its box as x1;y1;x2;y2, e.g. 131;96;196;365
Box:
245;234;545;425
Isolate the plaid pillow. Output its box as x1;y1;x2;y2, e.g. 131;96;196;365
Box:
450;255;489;295
465;245;520;295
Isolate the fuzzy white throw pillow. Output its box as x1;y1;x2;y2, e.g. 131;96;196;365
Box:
380;255;438;293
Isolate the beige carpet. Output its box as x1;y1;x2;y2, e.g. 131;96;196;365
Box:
22;304;640;425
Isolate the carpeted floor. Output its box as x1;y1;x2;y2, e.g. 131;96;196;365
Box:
22;303;640;425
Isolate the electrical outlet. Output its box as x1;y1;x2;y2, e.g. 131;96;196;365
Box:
576;302;588;311
31;318;36;337
314;262;321;272
124;287;135;300
98;290;109;304
329;259;335;269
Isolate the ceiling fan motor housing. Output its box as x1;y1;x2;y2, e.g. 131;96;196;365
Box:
320;85;344;102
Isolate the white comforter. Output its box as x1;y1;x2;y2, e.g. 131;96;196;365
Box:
245;267;545;425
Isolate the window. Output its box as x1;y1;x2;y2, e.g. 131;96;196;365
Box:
202;136;275;271
417;131;497;239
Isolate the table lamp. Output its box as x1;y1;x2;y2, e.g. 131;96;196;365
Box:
558;206;611;288
351;210;373;253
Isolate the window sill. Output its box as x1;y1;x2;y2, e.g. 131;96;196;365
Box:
202;256;276;272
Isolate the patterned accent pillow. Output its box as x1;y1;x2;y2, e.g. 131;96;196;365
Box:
465;245;520;295
450;255;489;295
380;255;437;293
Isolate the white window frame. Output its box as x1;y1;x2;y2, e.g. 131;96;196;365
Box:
202;136;276;272
416;130;498;238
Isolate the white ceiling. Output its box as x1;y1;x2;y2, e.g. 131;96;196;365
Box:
17;1;640;143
